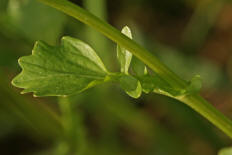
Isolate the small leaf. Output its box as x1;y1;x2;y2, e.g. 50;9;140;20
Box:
119;75;142;98
12;36;109;97
117;26;133;74
139;74;202;97
218;147;232;155
131;57;147;76
139;75;180;96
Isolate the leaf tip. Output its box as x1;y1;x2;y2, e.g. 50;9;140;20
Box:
32;40;47;55
121;26;132;39
61;36;70;41
11;72;22;87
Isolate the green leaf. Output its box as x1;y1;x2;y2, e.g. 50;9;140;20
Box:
119;75;142;98
139;75;181;96
218;147;232;155
131;56;147;76
12;36;109;97
8;0;66;44
117;26;133;74
139;74;202;97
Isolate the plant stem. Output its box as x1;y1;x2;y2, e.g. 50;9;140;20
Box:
179;95;232;138
38;0;232;139
58;97;86;154
58;97;72;133
58;97;74;154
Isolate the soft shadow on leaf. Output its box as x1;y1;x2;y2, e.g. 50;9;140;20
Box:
12;36;109;97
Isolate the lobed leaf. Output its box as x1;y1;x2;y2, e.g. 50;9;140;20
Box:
12;36;109;97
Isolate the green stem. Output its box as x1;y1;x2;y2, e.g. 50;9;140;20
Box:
38;0;232;139
179;95;232;138
58;97;73;154
58;97;72;132
58;97;86;154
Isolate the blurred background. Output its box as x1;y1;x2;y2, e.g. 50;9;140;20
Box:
0;0;232;154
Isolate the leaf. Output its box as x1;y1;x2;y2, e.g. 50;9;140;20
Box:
139;75;181;96
12;36;109;97
218;147;232;155
8;0;66;44
117;26;133;74
139;74;202;97
131;56;147;76
119;75;142;98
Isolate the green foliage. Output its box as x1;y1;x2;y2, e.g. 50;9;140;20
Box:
119;74;142;98
139;74;180;96
139;74;202;97
35;0;232;140
117;26;133;74
117;26;142;98
12;36;109;97
12;26;202;99
1;0;232;154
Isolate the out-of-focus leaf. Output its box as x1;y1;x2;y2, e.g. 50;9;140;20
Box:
8;0;66;44
0;0;8;11
117;26;133;74
12;36;109;97
154;43;224;88
219;147;232;155
182;0;225;52
119;74;142;98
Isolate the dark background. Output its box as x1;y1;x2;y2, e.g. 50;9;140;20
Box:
0;0;232;154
